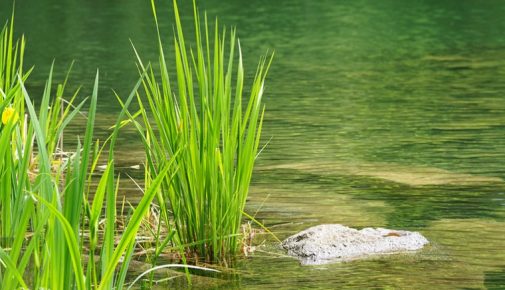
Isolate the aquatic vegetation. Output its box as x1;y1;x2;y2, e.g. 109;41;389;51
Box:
0;14;212;284
0;0;271;287
0;66;180;288
0;20;180;285
132;0;273;262
0;11;28;260
0;11;29;134
0;16;211;287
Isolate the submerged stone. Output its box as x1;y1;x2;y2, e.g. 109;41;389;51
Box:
282;224;428;265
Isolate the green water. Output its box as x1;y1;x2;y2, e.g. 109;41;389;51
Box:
3;0;505;288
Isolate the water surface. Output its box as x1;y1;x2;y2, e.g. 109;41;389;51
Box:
2;0;505;288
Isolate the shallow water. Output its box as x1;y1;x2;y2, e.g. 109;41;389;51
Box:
3;0;505;288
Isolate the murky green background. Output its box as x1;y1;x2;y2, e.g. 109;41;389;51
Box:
2;0;505;288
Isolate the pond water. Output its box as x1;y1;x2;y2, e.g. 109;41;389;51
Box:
2;0;505;288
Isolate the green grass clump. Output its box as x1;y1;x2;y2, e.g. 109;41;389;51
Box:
0;12;29;257
0;0;270;286
0;65;180;288
133;0;273;262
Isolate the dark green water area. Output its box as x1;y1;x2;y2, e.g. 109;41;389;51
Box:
2;0;505;288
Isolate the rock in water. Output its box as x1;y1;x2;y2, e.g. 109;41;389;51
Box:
282;224;429;265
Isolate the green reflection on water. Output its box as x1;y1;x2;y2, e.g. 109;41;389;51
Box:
2;0;505;288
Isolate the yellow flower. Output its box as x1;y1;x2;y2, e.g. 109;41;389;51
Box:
2;107;18;125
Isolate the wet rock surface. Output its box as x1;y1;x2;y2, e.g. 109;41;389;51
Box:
282;224;429;265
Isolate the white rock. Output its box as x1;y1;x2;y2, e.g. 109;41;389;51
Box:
282;224;429;265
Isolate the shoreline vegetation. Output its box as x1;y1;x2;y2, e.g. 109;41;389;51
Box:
0;0;274;288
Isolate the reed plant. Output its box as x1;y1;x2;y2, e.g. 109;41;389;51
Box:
0;65;177;288
133;0;273;262
0;9;229;289
0;11;29;257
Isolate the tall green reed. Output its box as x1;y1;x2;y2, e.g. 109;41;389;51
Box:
0;11;30;135
0;64;177;288
0;11;30;256
133;0;273;262
0;8;193;286
0;59;88;288
1;6;225;288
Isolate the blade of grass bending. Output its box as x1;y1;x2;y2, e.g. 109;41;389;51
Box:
101;74;144;287
62;71;97;244
0;248;28;288
5;188;34;289
89;160;112;240
30;193;86;290
115;238;136;290
127;263;220;290
89;160;114;285
52;97;88;150
115;85;191;279
115;47;174;228
241;211;281;243
87;160;112;288
60;92;94;284
98;157;178;290
18;76;52;201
